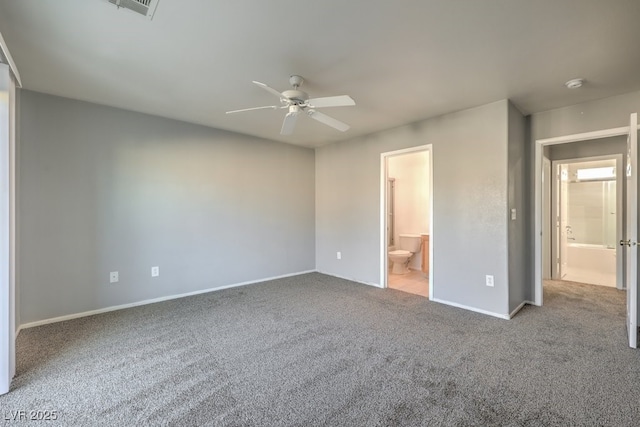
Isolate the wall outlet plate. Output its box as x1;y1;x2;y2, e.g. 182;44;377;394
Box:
485;275;494;287
151;266;159;277
110;271;119;283
337;251;342;260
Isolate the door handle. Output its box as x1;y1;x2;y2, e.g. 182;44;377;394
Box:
620;240;637;247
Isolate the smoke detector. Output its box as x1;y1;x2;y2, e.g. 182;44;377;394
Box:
565;78;584;89
107;0;159;20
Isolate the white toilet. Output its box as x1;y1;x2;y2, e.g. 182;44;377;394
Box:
388;234;422;274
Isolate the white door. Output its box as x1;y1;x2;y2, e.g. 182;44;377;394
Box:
625;112;638;348
0;63;13;395
559;164;570;279
542;158;552;279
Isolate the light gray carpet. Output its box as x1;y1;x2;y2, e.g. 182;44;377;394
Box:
2;273;639;426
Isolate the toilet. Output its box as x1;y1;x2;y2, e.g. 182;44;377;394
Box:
388;234;422;274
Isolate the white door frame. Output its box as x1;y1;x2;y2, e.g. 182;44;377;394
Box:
1;33;20;396
550;155;624;288
542;157;551;279
380;145;433;299
0;63;16;395
535;125;639;305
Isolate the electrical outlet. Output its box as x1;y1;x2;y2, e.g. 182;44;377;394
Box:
110;271;119;283
337;251;342;260
485;275;494;287
151;266;159;277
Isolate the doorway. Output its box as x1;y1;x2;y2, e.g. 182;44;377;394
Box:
380;145;433;298
534;114;639;348
551;156;623;288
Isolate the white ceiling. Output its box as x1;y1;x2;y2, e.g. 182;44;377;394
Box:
1;0;640;147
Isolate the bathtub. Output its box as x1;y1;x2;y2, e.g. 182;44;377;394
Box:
564;243;616;287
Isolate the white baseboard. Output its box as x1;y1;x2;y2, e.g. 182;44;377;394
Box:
431;298;510;320
19;270;317;330
316;270;382;288
509;301;527;319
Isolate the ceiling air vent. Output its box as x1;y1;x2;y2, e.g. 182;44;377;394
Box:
108;0;159;20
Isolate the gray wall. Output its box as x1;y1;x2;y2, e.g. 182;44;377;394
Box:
529;89;640;324
508;102;527;312
532;91;640;140
548;136;627;161
316;100;512;316
19;90;315;324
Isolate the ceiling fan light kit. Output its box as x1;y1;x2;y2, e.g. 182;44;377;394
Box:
226;75;356;135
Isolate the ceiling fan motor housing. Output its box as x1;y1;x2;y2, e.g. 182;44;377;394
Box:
282;89;309;104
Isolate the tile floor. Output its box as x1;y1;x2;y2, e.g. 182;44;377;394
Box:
388;269;429;298
562;266;616;288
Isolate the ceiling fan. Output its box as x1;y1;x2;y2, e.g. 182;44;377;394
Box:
226;75;356;135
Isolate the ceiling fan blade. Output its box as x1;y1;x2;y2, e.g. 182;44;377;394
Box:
226;105;278;114
280;111;299;135
253;81;285;100
307;110;350;132
307;95;355;108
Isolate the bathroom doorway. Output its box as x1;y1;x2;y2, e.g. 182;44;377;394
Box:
551;156;623;288
380;145;433;298
535;113;639;348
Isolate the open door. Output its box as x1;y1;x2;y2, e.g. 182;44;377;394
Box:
0;63;15;395
624;112;638;348
559;165;569;279
1;33;21;396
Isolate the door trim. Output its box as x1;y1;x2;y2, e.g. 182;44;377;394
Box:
380;145;433;299
0;63;16;395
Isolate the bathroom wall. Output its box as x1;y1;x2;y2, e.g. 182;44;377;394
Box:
18;90;316;325
387;151;429;270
